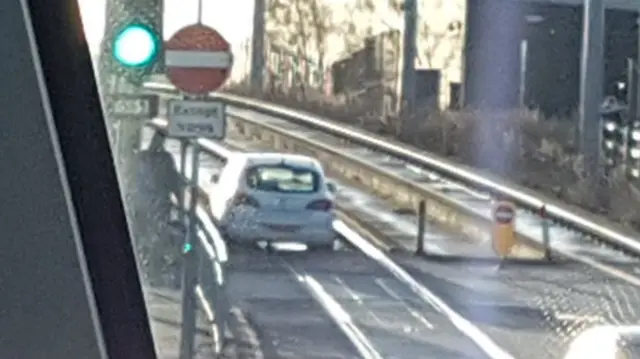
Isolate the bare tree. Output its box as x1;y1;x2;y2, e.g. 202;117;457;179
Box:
265;0;336;96
337;0;376;57
418;20;462;70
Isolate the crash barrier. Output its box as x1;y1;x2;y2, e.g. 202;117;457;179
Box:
143;81;640;258
162;135;229;359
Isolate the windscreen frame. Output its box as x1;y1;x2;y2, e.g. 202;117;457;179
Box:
21;0;158;358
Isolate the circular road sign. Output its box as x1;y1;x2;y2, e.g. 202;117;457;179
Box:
493;202;515;225
165;24;233;95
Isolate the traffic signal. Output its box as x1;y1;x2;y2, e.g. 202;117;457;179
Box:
112;23;159;68
109;19;162;84
628;123;640;178
600;103;626;171
103;0;164;85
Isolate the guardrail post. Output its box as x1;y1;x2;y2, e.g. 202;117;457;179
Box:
416;200;426;255
179;145;201;359
539;205;552;261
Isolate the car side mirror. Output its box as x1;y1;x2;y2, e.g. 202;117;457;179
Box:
326;182;337;193
210;173;220;183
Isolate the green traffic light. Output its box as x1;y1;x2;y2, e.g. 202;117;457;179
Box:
183;243;193;254
112;24;159;67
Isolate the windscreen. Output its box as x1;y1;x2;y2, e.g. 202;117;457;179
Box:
245;164;320;193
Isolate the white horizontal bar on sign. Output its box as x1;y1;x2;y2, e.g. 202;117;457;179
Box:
165;50;232;69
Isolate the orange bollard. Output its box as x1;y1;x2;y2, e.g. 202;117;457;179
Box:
491;200;517;260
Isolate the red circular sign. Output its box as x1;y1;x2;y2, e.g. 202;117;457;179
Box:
493;203;515;224
165;24;232;94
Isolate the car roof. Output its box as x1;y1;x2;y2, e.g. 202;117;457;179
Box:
241;152;321;169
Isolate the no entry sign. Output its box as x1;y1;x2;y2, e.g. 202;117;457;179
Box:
493;202;515;224
164;24;233;95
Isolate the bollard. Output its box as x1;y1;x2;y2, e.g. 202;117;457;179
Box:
179;145;200;359
539;205;552;261
415;200;426;255
491;200;517;264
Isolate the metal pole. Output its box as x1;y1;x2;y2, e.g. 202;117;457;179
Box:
626;58;638;170
519;39;528;107
579;0;605;180
178;141;188;223
178;145;200;359
540;206;551;261
250;0;266;92
415;200;425;255
196;0;203;24
628;59;637;119
637;15;640;114
401;0;417;115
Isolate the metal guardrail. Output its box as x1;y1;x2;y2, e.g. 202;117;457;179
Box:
143;81;640;256
147;126;229;359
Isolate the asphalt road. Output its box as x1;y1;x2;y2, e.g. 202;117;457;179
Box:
225;244;492;359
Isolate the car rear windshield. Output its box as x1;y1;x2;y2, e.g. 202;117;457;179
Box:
245;164;320;193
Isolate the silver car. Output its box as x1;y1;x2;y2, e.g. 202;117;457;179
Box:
206;152;337;250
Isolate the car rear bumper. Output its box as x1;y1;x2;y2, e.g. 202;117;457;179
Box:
223;222;334;246
220;208;335;245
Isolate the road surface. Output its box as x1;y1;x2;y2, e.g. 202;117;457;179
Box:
137;120;640;359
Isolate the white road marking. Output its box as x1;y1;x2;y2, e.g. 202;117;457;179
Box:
335;220;515;359
282;262;383;359
334;276;385;326
554;313;602;323
375;277;434;330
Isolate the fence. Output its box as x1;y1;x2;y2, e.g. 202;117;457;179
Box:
145;123;230;359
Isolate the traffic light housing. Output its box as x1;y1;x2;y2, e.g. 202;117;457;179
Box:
628;123;640;178
102;0;164;85
600;104;626;171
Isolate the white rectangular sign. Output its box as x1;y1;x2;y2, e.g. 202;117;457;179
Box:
108;94;159;118
167;99;226;139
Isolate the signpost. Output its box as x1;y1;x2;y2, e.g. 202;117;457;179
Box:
165;23;233;359
164;23;233;95
164;23;232;139
104;75;160;169
491;201;517;260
